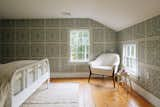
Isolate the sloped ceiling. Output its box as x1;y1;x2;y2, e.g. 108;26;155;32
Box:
0;0;159;31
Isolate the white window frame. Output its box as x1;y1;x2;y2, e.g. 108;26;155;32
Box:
70;29;90;62
123;44;137;76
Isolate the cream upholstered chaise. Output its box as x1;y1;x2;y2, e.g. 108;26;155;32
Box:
88;53;120;88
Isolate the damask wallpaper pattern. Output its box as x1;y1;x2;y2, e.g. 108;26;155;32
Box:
0;18;117;73
117;15;160;98
0;15;160;100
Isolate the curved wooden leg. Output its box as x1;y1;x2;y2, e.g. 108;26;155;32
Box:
88;65;92;83
88;72;92;83
113;76;115;88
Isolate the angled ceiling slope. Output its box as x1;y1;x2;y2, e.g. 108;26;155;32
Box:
0;0;160;31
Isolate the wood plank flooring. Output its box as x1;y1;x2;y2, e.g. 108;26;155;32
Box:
50;78;153;107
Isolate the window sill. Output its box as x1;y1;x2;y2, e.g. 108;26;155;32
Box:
69;60;89;63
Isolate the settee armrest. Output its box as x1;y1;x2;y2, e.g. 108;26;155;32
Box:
88;59;101;67
88;60;95;67
112;64;119;74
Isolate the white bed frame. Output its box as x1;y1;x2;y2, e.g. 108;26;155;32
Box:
7;58;50;107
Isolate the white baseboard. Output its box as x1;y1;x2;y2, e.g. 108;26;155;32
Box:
132;82;160;107
51;72;90;78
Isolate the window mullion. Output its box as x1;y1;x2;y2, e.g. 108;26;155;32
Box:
77;32;79;60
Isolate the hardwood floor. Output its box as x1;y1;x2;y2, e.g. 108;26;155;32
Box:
50;78;153;107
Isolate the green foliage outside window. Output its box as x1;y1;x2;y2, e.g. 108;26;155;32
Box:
70;30;89;62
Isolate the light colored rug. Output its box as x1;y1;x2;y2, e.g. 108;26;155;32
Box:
22;83;95;107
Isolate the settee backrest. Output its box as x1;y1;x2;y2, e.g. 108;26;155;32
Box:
95;53;120;66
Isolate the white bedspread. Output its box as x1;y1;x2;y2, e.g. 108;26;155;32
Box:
0;60;37;107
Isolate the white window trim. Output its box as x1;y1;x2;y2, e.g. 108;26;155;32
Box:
123;44;138;77
69;29;90;63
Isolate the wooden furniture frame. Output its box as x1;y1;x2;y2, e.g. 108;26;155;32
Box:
88;65;116;88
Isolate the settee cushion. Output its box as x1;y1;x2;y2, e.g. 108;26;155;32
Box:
91;65;113;76
92;65;112;71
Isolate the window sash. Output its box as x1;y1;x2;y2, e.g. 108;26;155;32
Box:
123;44;137;75
70;30;89;62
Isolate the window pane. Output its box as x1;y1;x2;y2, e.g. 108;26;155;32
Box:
126;57;129;67
70;30;89;62
130;58;132;68
123;44;137;75
131;46;134;57
127;46;130;56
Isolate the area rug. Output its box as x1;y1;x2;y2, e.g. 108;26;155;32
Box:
22;83;95;107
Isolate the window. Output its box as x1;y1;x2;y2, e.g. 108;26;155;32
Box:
123;44;137;75
70;30;90;62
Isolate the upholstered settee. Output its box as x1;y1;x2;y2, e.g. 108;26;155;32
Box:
88;53;120;87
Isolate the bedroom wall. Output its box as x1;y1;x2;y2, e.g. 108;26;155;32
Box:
117;15;160;99
0;20;1;62
0;18;117;74
0;20;1;63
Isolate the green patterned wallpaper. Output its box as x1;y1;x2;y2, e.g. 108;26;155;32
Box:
0;18;117;73
0;15;159;99
117;15;160;98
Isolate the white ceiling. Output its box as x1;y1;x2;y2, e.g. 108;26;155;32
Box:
0;0;160;31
